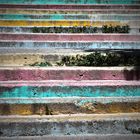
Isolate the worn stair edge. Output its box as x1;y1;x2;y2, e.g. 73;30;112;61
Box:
0;113;140;136
1;134;140;140
0;66;139;81
0;97;140;104
0;80;140;86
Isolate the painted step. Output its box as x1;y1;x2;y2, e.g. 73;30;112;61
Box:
1;135;140;140
0;0;139;4
0;67;139;81
0;14;139;21
0;27;139;34
0;20;139;27
0;34;139;42
0;5;139;10
0;80;139;98
0;98;140;115
0;34;139;51
0;113;140;137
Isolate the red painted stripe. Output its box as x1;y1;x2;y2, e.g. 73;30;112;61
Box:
0;4;139;10
0;34;140;42
0;80;140;87
0;68;139;81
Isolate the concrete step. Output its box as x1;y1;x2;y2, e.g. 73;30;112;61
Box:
0;67;139;81
0;0;139;4
0;41;139;51
0;20;139;27
0;14;140;21
1;8;140;15
0;113;140;137
0;97;140;115
0;80;139;98
1;135;140;140
0;34;139;41
0;34;139;51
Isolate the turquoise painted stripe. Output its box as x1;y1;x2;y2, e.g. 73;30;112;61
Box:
0;86;140;98
0;0;139;4
0;14;140;21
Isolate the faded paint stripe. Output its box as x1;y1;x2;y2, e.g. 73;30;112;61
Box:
0;34;139;42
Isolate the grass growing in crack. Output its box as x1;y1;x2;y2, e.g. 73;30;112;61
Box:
57;52;140;66
29;62;52;67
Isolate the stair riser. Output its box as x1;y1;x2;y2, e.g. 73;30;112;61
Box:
0;68;139;81
0;42;139;51
0;120;140;136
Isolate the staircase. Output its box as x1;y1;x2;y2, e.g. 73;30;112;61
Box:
0;0;140;139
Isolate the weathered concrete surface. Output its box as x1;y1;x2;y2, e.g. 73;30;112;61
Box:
0;80;140;98
0;113;140;136
1;14;140;21
0;54;45;66
0;101;140;115
0;42;140;51
1;135;140;140
0;67;139;81
0;34;140;42
0;0;139;4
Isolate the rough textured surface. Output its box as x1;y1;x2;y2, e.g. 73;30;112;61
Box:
1;34;140;42
0;113;140;136
0;101;140;115
0;67;139;81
